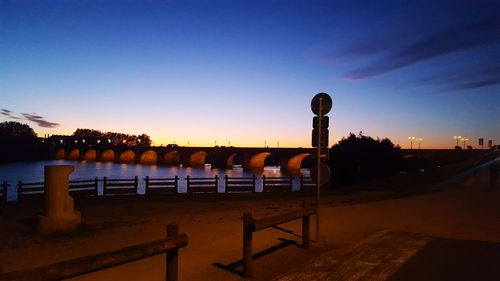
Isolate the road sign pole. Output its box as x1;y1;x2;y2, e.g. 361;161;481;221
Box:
316;97;322;243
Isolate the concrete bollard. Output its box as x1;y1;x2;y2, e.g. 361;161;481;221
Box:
38;165;81;234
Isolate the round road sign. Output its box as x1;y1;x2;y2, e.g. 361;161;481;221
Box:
310;161;331;187
311;93;332;115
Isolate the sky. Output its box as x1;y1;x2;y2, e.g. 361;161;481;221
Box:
1;0;499;148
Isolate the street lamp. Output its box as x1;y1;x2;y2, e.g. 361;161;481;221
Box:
277;140;280;148
416;138;423;149
453;136;462;147
461;138;468;149
408;136;416;149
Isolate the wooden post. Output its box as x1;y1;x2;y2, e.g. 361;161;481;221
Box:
134;176;139;195
252;175;256;192
166;224;179;281
145;176;150;194
1;181;7;204
224;175;228;193
262;175;266;192
289;175;293;191
215;175;219;193
186;176;190;193
243;212;253;278
302;200;310;249
174;176;179;193
300;175;304;190
93;177;98;197
17;181;22;202
103;177;107;196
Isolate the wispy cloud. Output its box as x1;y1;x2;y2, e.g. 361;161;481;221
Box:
344;17;500;80
21;113;60;128
1;109;60;128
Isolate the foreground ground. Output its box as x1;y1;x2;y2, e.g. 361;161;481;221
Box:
1;161;499;280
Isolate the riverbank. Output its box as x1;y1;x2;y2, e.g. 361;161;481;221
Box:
1;154;498;280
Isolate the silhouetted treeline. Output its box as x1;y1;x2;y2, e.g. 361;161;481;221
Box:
0;121;51;162
327;132;403;185
71;128;152;146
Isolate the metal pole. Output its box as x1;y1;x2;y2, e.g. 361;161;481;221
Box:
316;97;322;243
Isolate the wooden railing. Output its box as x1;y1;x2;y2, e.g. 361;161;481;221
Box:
17;181;44;201
186;176;218;193
69;178;99;197
262;175;293;192
0;224;188;281
242;201;317;278
103;176;139;196
145;176;179;195
224;175;256;193
8;173;315;200
17;179;99;201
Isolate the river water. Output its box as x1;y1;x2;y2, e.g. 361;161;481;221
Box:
0;160;310;201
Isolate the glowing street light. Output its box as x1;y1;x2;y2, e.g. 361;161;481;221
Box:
461;137;469;149
453;136;462;147
408;136;416;149
416;138;423;149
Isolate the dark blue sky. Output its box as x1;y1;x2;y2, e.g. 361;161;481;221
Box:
1;0;499;148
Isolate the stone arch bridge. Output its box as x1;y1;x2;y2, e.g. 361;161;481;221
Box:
54;146;315;173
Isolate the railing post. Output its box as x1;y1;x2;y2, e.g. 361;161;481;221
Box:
252;175;256;192
103;177;107;196
166;224;179;281
186;176;190;193
224;175;228;193
243;212;253;278
300;175;304;190
215;175;219;193
94;177;99;197
17;180;22;202
262;175;266;192
302;200;310;249
174;176;179;193
1;181;7;204
145;176;150;194
134;176;139;195
289;175;293;191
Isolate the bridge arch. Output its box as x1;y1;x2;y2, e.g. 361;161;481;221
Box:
119;150;135;163
249;152;271;171
163;151;181;165
55;149;65;160
68;149;80;160
101;150;115;162
189;151;207;168
226;153;237;169
83;149;97;161
140;150;158;164
287;153;311;174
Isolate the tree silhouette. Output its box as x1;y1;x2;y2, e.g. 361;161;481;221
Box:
0;121;49;162
328;132;403;184
0;121;37;139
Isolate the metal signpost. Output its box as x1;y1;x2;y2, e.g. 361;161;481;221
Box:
310;92;332;243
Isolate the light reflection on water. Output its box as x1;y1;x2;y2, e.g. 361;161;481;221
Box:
0;160;309;201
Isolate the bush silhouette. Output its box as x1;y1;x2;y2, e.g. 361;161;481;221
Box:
328;132;403;184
